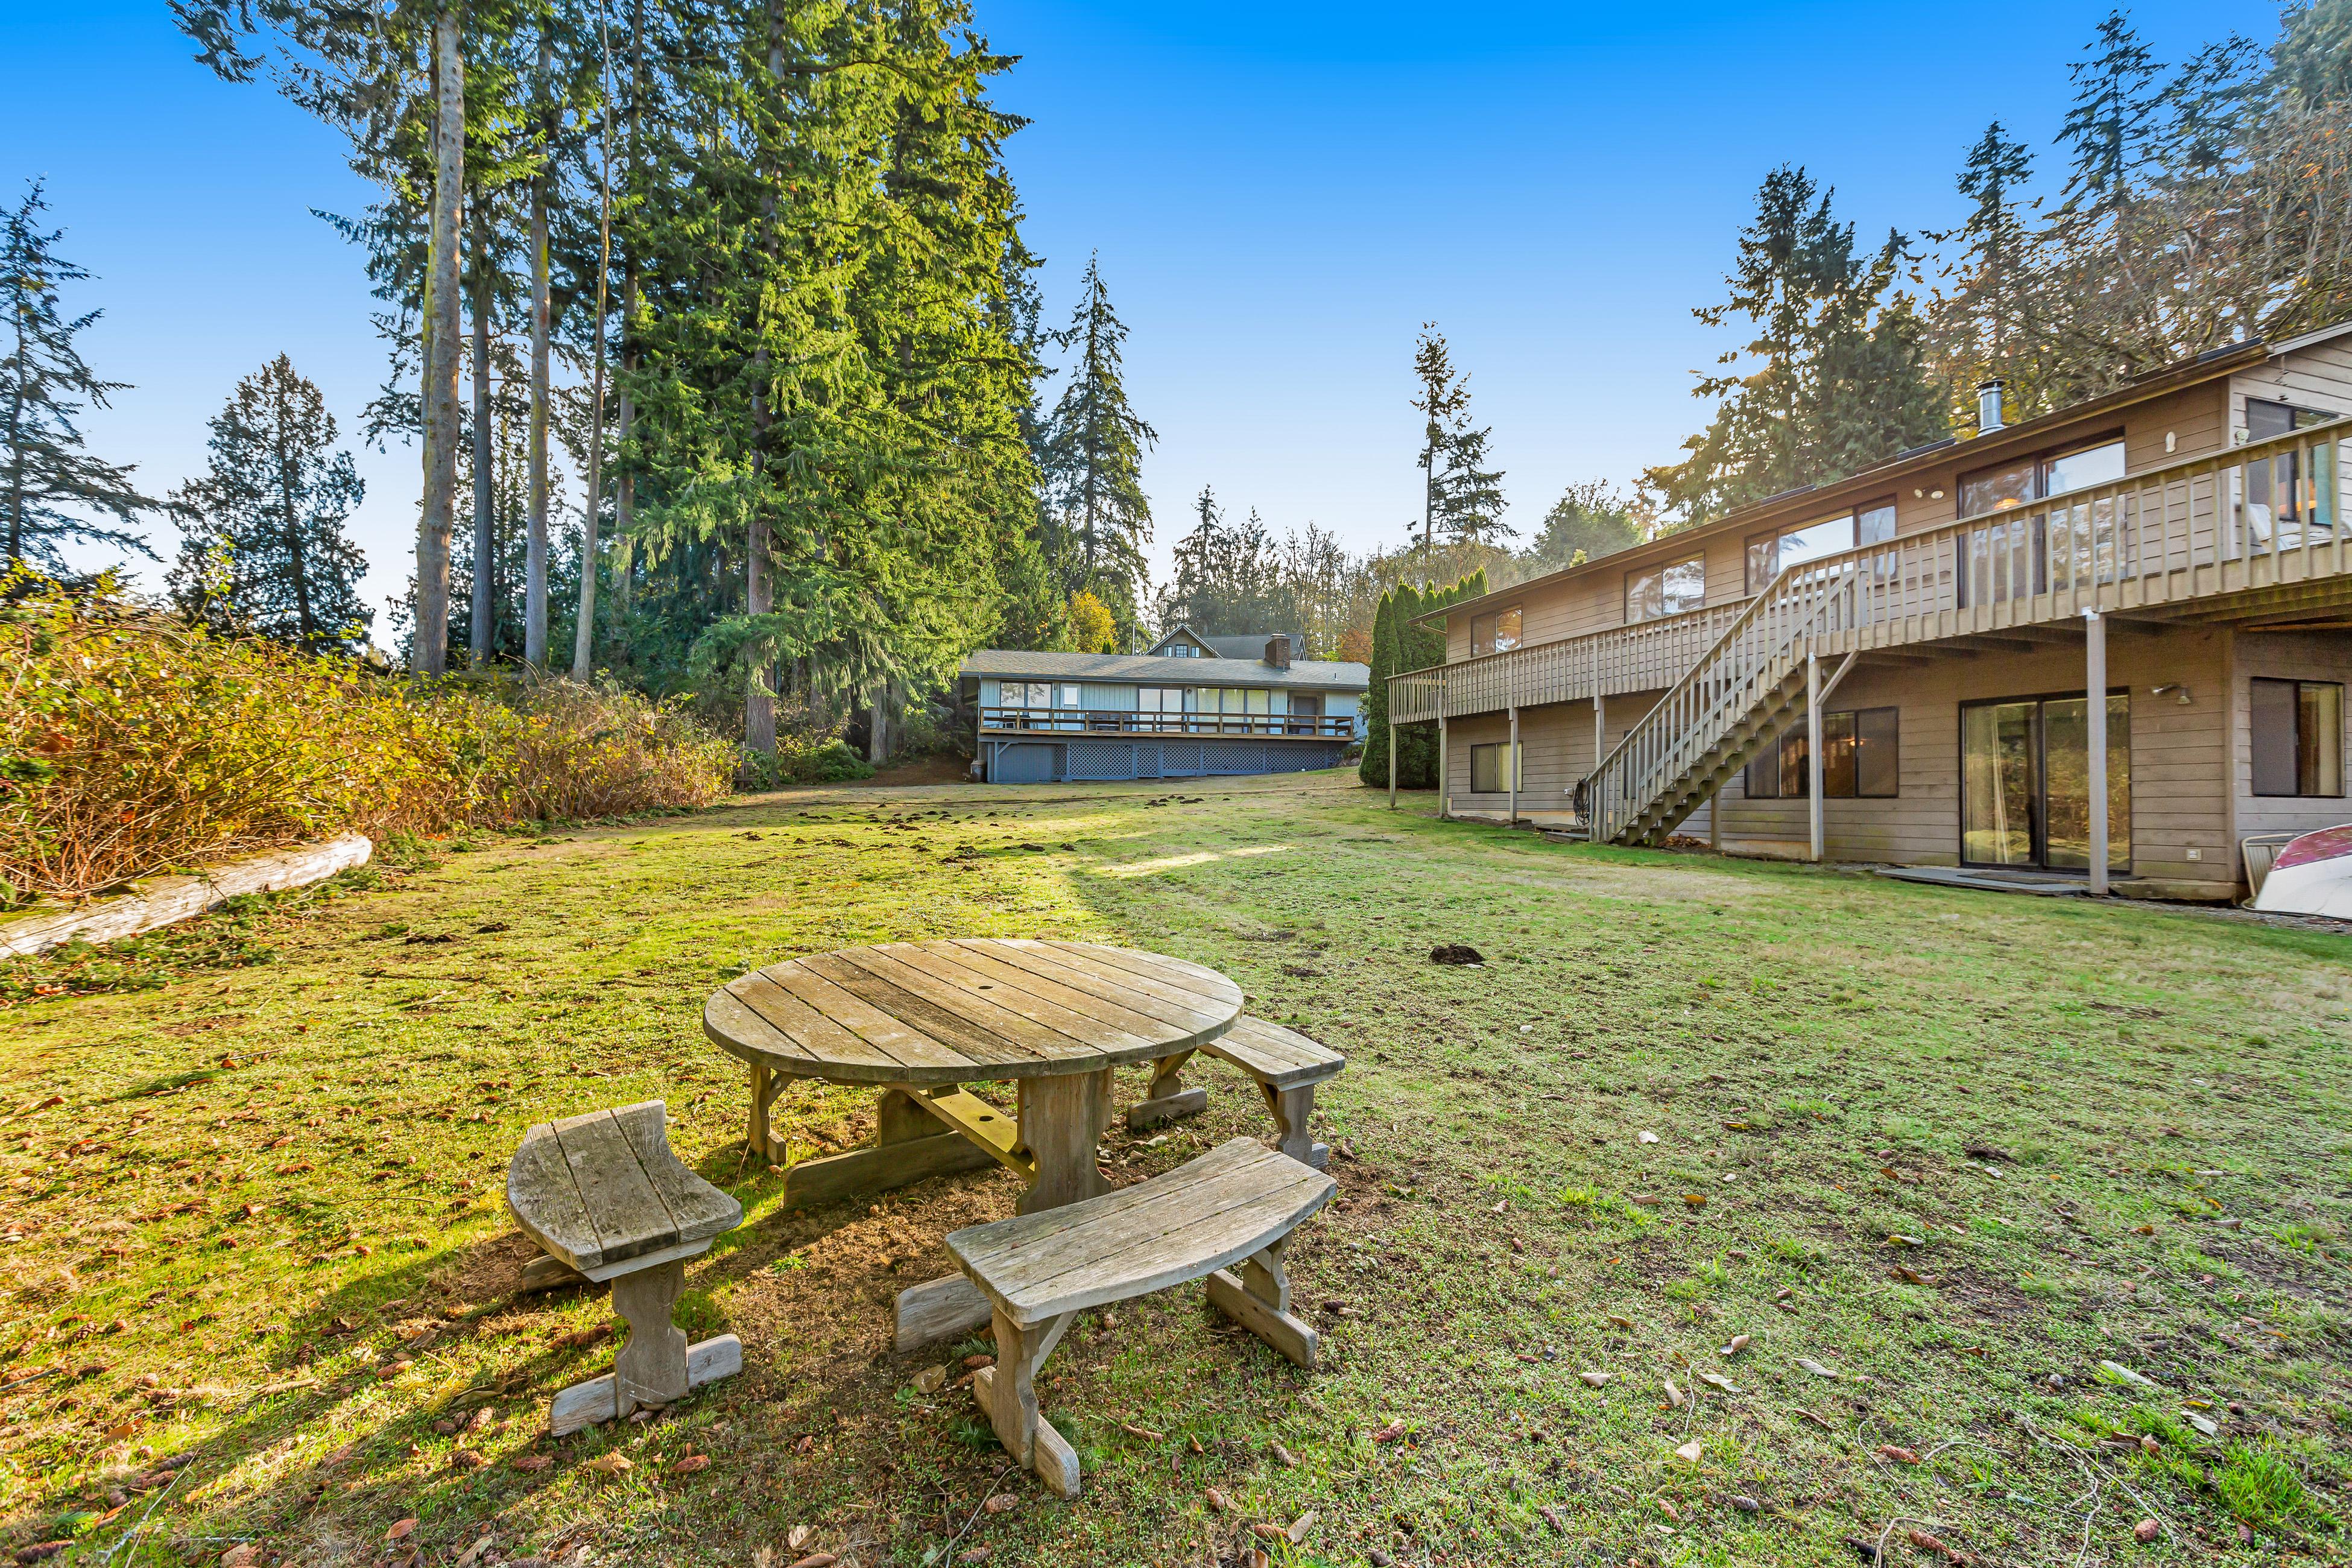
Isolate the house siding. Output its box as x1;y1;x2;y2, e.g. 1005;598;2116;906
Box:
2230;630;2352;849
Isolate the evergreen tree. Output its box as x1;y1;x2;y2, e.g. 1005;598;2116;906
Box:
1646;166;1944;526
1;182;153;572
166;355;372;654
1156;488;1295;634
1408;325;1508;571
1523;480;1642;574
1037;255;1156;627
1926;122;2050;423
1357;588;1394;788
2057;11;2164;222
2271;0;2352;110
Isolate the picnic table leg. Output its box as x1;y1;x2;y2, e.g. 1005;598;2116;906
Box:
1125;1048;1206;1131
777;1084;995;1212
611;1260;690;1416
973;1306;1080;1497
1206;1236;1319;1370
747;1063;778;1162
1016;1067;1113;1215
1260;1082;1330;1169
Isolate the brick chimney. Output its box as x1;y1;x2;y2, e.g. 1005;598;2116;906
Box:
1265;634;1292;669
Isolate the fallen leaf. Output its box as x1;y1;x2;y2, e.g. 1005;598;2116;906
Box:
1606;1314;1635;1331
786;1555;837;1568
1204;1485;1230;1513
1371;1418;1406;1443
221;1547;260;1567
386;1517;419;1541
1795;1358;1839;1379
1877;1444;1923;1465
1696;1371;1739;1394
2099;1360;2158;1388
1269;1440;1298;1467
788;1525;815;1550
1578;1371;1612;1388
1662;1376;1684;1409
1249;1523;1286;1542
1286;1512;1316;1544
1674;1439;1702;1462
672;1454;710;1475
2184;1411;2218;1437
583;1452;633;1475
1683;1193;1707;1209
1883;1234;1924;1248
1118;1420;1163;1440
1721;1334;1750;1356
1636;1131;1660;1145
511;1453;552;1472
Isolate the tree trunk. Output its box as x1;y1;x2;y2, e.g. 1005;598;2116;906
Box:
741;0;783;755
276;380;316;650
415;4;463;677
468;191;495;665
571;51;616;683
523;29;552;666
867;683;891;767
613;0;644;621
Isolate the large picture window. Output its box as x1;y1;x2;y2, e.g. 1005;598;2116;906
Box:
1743;708;1900;799
1470;605;1523;657
1745;503;1897;595
1958;436;2125;519
1625;555;1705;623
2252;678;2344;797
1469;741;1522;794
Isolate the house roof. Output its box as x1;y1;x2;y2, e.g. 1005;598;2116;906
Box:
1414;321;2352;628
959;648;1368;689
1201;632;1305;659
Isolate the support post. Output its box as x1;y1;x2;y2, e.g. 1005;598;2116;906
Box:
2085;607;2109;896
1437;715;1449;819
1388;718;1396;810
1506;705;1519;827
1806;653;1824;864
1709;786;1721;852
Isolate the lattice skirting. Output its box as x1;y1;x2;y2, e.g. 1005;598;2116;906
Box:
985;738;1345;782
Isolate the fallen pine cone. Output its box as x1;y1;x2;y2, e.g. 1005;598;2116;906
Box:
1876;1444;1923;1465
672;1454;710;1475
1908;1527;1973;1564
511;1454;552;1472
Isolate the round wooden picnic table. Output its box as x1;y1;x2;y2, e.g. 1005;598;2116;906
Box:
702;938;1244;1216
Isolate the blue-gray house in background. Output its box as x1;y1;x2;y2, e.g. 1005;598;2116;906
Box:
959;627;1370;783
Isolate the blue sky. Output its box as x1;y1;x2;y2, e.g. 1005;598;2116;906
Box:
4;0;2277;624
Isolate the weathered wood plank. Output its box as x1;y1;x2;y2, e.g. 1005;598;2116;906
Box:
550;1109;680;1268
1203;1016;1346;1089
1044;941;1240;1004
798;953;1052;1070
935;941;1220;1037
1206;1267;1320;1370
732;970;907;1069
880;942;1183;1052
0;833;372;959
1016;1069;1111;1214
702;988;822;1072
956;940;1239;1031
833;947;1118;1060
548;1334;741;1437
776;1130;999;1212
895;1272;993;1352
1125;1086;1207;1131
507;1122;605;1273
610;1102;741;1245
895;1086;1034;1175
949;1138;1333;1326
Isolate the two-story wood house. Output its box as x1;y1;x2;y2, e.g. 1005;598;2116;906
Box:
962;628;1368;783
1390;324;2352;900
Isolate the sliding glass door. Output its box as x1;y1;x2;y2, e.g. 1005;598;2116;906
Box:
1961;694;2129;872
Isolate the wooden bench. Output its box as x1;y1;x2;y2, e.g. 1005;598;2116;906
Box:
944;1136;1335;1498
505;1101;745;1435
1127;1015;1345;1168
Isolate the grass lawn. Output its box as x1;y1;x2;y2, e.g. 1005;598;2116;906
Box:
1;771;2347;1567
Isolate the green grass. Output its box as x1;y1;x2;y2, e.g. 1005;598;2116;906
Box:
0;771;2347;1566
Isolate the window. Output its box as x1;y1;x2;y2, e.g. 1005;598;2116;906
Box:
1470;741;1522;794
1137;686;1185;713
2252;678;2345;797
1958;437;2125;517
1160;642;1196;657
999;680;1049;707
2245;399;2340;540
1744;503;1898;595
1470;605;1523;657
1744;708;1900;798
1626;554;1706;623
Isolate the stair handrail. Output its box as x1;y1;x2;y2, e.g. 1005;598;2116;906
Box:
1583;411;2352;842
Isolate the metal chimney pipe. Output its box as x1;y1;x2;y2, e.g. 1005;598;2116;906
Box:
1976;379;2006;434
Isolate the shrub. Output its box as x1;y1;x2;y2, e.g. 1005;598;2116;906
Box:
0;577;735;902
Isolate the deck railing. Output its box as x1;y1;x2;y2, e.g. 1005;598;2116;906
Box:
1386;602;1744;725
1581;414;2352;843
979;707;1354;740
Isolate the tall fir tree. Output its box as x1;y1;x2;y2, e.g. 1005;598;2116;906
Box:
1408;325;1508;572
1;181;152;572
1646;166;1944;526
1037;255;1156;631
2056;10;2165;222
1524;480;1643;574
1157;488;1294;634
166;355;373;655
1926;122;2051;424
